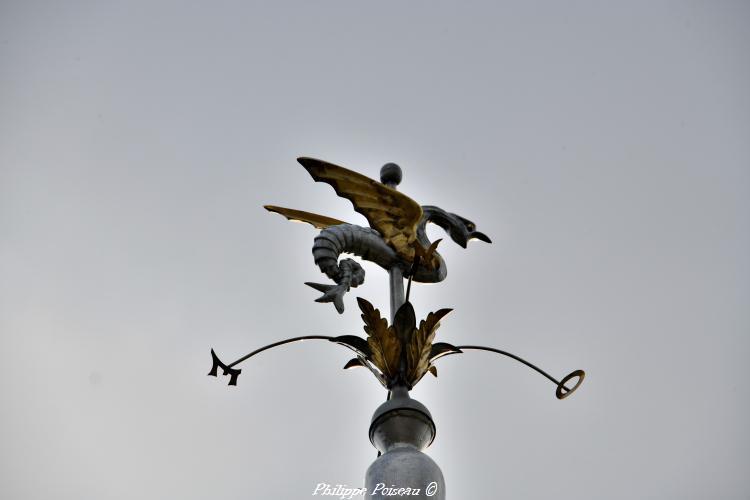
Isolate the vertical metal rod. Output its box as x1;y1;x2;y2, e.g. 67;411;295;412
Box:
380;265;404;456
382;165;406;410
388;266;405;323
382;165;406;324
382;167;405;457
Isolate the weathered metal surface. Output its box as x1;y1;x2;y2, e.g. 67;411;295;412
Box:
208;248;585;394
379;162;402;187
208;327;587;397
205;156;588;500
358;298;451;389
263;205;345;229
212;159;585;397
300;157;424;264
360;298;402;385
365;386;444;500
388;265;405;324
264;157;492;313
407;308;452;386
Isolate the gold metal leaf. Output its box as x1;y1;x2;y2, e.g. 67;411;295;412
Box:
343;358;365;370
406;308;452;386
429;342;462;363
413;238;442;270
392;301;417;344
357;297;401;381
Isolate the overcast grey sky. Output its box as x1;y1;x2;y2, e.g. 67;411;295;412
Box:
1;1;749;499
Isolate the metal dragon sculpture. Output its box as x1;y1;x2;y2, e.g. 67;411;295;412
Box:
208;157;585;400
264;157;491;313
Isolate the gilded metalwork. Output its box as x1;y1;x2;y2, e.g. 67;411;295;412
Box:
263;205;345;229
360;297;402;384
265;157;491;313
207;301;586;398
300;157;424;264
208;157;585;400
358;297;452;389
407;307;452;386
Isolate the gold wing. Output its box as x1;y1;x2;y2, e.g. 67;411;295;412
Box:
297;157;423;261
264;205;347;229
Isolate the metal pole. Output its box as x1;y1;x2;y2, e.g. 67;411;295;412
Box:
382;163;404;401
381;163;406;323
388;267;405;323
365;164;446;499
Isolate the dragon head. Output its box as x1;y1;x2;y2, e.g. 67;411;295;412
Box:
447;213;492;248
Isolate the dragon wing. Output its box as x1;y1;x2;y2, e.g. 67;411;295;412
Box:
264;205;347;229
297;157;423;261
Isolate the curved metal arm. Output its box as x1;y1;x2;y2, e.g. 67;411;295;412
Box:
455;345;585;400
208;336;334;386
208;334;377;386
227;335;334;367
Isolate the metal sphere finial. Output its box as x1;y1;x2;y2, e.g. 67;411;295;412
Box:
380;163;402;187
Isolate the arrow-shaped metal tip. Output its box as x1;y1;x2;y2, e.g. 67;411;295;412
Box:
208;348;242;386
208;348;220;377
226;368;242;386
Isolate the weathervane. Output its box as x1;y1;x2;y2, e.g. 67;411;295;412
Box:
208;157;585;499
